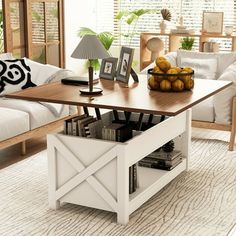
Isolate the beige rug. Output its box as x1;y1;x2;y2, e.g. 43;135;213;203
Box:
0;128;236;236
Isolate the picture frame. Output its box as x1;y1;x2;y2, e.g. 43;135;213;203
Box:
99;57;118;80
202;11;224;34
116;46;134;83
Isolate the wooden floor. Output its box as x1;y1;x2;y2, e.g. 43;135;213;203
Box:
0;137;47;170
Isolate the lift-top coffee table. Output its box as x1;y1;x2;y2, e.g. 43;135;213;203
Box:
7;77;232;225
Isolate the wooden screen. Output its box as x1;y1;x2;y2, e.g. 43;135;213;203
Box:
2;0;64;67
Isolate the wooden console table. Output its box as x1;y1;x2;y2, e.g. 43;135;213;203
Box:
7;77;232;225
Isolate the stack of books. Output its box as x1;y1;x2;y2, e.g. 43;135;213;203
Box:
102;122;138;194
102;123;133;142
64;115;103;139
138;150;182;171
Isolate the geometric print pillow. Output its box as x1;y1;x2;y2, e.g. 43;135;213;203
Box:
0;58;36;96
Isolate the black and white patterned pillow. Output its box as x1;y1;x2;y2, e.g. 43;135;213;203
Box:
0;58;36;95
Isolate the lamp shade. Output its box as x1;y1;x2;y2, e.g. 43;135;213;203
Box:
71;35;110;60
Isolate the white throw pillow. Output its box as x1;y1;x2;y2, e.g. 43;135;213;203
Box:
24;58;61;85
213;61;236;124
180;57;217;80
177;50;236;78
0;58;36;96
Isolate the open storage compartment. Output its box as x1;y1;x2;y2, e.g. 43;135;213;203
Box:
47;109;191;224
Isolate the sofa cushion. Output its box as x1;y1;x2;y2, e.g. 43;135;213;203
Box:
213;61;236;124
177;50;236;78
0;107;29;141
180;57;217;80
192;97;214;122
0;58;36;96
0;98;69;129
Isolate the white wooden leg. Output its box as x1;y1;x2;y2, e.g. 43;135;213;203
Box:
181;109;192;171
47;136;60;210
117;148;129;225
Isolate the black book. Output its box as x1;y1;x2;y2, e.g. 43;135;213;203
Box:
116;124;133;142
138;158;182;171
129;166;133;194
61;76;99;86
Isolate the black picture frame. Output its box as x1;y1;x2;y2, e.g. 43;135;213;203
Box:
116;47;134;83
99;57;118;80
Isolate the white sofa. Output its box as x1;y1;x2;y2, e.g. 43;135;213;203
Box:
143;50;236;150
0;53;75;154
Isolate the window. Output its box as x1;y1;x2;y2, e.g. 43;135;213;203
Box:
95;0;236;51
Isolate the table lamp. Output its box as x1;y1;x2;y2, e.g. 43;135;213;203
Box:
71;35;110;95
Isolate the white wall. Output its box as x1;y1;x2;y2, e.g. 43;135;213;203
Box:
64;0;141;75
64;0;96;75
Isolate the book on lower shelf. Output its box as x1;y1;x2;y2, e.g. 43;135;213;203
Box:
129;164;138;194
138;150;183;171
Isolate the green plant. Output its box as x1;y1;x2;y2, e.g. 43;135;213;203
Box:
115;9;159;46
180;37;195;50
78;27;114;70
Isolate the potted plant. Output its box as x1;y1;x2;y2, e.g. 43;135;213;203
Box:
180;37;195;50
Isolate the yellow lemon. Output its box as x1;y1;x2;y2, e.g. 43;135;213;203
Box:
171;66;182;73
160;79;171;92
156;60;171;72
166;68;178;82
155;71;164;82
155;56;167;66
182;67;193;73
152;66;161;73
172;79;185;92
148;76;159;90
179;70;192;81
184;78;194;90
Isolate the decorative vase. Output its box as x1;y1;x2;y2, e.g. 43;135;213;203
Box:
159;20;167;34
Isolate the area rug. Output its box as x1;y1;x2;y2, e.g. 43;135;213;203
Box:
0;130;236;236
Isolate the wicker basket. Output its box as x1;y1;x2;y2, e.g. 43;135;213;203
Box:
147;68;194;92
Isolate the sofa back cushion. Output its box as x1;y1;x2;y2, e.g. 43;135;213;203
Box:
177;50;236;78
0;58;36;96
180;57;217;80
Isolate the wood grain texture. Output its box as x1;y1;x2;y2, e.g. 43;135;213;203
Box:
6;77;232;116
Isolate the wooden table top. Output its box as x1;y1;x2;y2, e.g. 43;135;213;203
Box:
6;77;232;116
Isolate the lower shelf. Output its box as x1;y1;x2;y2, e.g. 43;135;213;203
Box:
129;159;187;214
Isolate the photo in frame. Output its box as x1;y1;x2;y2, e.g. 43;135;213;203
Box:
99;57;118;80
116;47;134;83
202;11;223;34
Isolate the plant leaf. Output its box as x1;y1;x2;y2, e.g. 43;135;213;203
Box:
114;10;129;20
98;32;114;50
78;27;96;37
126;13;138;25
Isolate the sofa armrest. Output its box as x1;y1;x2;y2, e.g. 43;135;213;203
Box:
213;61;236;124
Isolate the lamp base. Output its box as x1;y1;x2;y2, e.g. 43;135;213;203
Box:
79;87;103;95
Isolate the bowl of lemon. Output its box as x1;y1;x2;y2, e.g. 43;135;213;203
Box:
147;56;194;92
